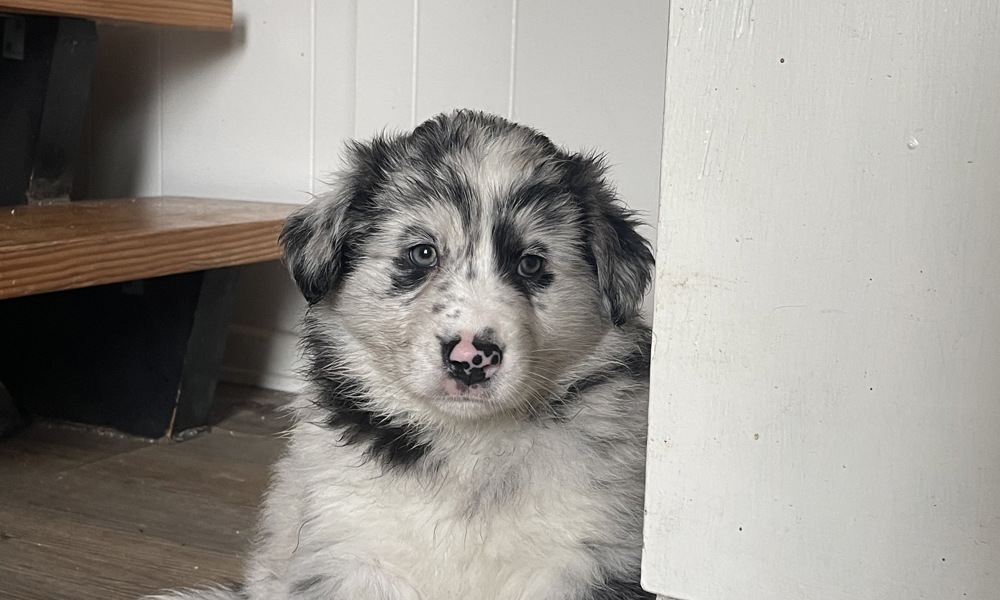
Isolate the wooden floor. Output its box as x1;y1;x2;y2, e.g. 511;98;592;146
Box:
0;383;291;600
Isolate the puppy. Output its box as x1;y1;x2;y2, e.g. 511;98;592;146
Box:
149;110;655;600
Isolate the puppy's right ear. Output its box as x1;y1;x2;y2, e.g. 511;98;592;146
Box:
280;138;393;304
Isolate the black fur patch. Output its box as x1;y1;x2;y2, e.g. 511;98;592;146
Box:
399;122;490;231
582;576;656;600
551;325;652;419
280;139;393;305
389;256;435;296
289;575;327;595
491;218;554;297
398;166;476;232
555;152;654;326
208;583;248;599
437;165;477;232
303;324;430;470
406;109;551;168
278;211;330;304
506;180;569;214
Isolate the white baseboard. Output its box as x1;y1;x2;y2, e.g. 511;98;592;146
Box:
220;324;304;392
220;365;304;393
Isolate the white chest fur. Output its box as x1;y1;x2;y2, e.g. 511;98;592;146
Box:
263;420;624;600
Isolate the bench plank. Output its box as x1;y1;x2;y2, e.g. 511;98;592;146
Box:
0;0;232;30
0;197;297;300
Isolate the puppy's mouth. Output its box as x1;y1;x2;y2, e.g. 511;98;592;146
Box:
441;377;494;400
432;376;508;419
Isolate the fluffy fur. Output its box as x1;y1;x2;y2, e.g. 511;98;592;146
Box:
147;110;655;600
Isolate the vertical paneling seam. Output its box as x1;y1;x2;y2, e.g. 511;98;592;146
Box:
507;0;519;120
410;0;420;127
156;29;164;195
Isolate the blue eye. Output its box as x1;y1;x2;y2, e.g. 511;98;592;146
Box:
517;254;544;278
408;244;438;268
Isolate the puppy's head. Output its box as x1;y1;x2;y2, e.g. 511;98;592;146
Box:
282;110;653;422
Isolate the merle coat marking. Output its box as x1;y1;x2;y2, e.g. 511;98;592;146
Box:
146;110;655;600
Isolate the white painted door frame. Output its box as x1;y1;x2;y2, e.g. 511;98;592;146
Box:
642;2;1000;598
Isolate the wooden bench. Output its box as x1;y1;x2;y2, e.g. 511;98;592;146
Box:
0;198;297;438
0;2;281;440
1;197;294;299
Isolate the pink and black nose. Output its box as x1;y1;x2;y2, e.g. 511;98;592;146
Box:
441;332;503;386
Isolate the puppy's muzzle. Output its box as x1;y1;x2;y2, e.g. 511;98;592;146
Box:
441;332;503;386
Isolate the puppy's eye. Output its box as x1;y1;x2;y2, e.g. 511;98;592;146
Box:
517;254;544;278
408;244;438;268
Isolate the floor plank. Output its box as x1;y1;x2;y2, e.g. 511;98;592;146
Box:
0;383;290;600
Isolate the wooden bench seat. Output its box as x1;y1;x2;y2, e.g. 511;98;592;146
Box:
0;0;232;30
0;197;298;439
1;197;297;300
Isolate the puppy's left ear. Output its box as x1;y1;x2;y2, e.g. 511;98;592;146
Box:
279;197;353;305
568;153;655;326
280;137;394;304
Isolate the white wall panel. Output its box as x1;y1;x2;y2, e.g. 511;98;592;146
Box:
223;259;306;392
313;0;359;186
159;0;313;202
644;1;1000;598
221;324;302;392
355;0;415;136
414;0;512;121
513;0;668;240
87;26;162;199
232;0;363;393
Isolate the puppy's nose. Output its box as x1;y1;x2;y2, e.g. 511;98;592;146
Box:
441;332;503;386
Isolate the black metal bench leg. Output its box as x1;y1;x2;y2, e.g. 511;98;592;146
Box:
172;267;242;437
0;268;241;439
0;15;97;205
0;380;23;440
